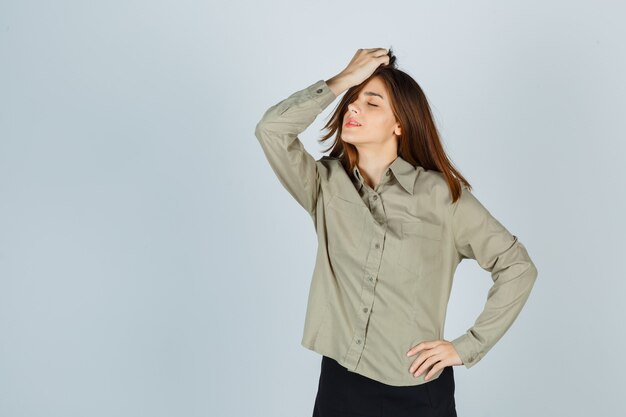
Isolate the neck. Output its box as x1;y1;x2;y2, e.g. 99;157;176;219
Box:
355;146;398;189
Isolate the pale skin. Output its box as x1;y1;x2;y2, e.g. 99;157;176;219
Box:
326;48;464;381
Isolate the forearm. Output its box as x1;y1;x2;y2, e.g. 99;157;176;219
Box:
325;73;352;98
451;238;538;368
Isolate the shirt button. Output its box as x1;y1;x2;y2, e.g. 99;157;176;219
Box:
368;276;373;282
386;171;390;176
356;339;361;344
375;243;380;249
373;195;378;200
316;88;323;93
363;307;368;313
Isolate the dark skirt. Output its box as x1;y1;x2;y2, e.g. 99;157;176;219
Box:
312;355;457;417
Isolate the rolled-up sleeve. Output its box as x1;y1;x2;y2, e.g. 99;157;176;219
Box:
449;185;538;369
254;79;337;215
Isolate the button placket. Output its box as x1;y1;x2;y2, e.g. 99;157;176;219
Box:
343;221;386;371
342;170;393;372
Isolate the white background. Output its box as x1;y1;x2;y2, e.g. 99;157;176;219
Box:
1;0;625;416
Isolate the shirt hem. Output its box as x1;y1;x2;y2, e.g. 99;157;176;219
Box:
301;342;443;387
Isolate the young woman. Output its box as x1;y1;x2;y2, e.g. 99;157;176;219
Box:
254;47;538;417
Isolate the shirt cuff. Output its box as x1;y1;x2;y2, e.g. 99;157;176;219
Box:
306;79;337;110
451;333;481;369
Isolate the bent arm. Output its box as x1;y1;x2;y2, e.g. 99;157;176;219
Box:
449;186;539;369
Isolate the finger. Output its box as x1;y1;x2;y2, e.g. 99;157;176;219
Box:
414;356;438;378
425;340;445;349
406;340;434;356
409;359;427;374
367;48;387;54
424;364;444;381
406;344;422;356
411;350;437;375
409;356;425;373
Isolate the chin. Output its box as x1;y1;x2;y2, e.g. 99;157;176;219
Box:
343;139;369;147
340;134;362;145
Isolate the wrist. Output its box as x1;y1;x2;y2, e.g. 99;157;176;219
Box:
325;73;353;97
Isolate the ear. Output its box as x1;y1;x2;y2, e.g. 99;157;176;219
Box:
394;124;401;136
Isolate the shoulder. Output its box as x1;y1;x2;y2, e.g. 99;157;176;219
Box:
415;168;456;206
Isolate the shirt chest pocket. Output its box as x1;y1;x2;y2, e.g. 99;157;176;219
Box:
398;220;443;277
326;194;367;256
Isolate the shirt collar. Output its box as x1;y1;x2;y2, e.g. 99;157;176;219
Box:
351;155;418;195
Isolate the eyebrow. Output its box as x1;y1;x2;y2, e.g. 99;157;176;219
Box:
363;91;384;100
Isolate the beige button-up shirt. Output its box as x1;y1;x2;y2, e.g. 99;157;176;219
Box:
254;79;538;386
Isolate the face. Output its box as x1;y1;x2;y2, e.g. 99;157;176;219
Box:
341;76;401;150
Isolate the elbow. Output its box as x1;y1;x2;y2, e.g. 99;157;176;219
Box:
519;252;538;287
516;239;538;284
528;258;538;284
254;120;265;139
516;257;538;299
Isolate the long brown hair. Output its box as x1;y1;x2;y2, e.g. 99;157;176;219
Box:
318;47;471;203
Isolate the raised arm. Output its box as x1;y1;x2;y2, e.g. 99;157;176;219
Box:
254;79;337;215
254;48;390;216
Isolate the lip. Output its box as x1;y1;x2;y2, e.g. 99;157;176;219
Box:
345;118;362;128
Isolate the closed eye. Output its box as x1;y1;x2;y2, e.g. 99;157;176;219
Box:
368;103;378;107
